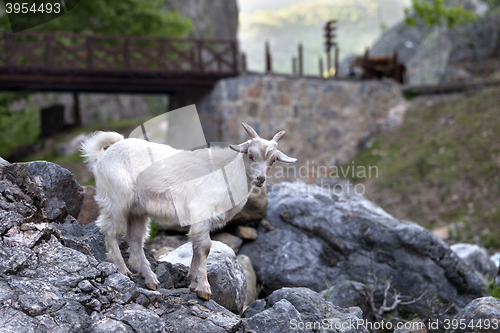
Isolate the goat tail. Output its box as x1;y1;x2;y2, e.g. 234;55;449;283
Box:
80;131;124;172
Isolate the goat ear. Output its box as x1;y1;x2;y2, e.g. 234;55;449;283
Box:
242;123;259;139
272;130;285;142
277;150;297;163
230;141;250;153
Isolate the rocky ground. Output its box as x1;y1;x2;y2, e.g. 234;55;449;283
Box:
0;157;499;332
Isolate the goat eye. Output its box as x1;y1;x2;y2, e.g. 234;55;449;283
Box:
248;154;253;161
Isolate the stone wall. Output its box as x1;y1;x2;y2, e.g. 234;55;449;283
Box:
198;74;406;182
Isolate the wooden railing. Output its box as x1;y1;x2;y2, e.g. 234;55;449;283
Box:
0;31;239;75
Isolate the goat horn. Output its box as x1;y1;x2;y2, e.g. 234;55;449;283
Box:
242;123;259;139
272;131;285;142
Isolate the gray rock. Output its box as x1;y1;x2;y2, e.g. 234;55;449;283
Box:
159;241;247;314
246;299;304;333
239;182;486;320
445;297;500;333
242;299;266;318
0;161;253;333
0;157;9;165
451;243;498;279
0;161;84;220
245;287;368;333
320;280;367;310
85;318;134;333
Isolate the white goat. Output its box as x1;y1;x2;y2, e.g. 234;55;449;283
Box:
81;123;296;299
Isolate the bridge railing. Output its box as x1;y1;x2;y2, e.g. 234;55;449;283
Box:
0;31;239;75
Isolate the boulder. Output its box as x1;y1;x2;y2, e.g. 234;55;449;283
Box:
239;182;486;321
153;246;176;260
245;287;368;333
445;297;500;333
228;187;268;226
237;254;257;308
77;185;100;225
0;162;253;332
232;226;258;241
212;232;243;253
0;161;84;220
451;243;498;279
0;157;9;165
159;241;247;315
320;280;367;310
246;299;304;333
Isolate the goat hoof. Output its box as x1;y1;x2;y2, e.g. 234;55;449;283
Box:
189;281;197;292
196;290;211;300
146;283;158;291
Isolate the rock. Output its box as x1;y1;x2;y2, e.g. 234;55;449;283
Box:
239;182;486;321
0;161;84;220
245;287;368;333
211;232;243;253
0;157;9;165
77;186;100;225
256;218;274;233
0;161;253;332
491;252;500;270
145;235;189;252
159;241;246;314
237;255;257;308
242;299;266;318
320;280;367;310
451;243;498;279
228;187;268;226
153;246;176;260
445;297;500;333
432;226;450;240
232;226;258;241
246;299;304;333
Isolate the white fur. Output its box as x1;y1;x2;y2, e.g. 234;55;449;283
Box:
81;123;296;299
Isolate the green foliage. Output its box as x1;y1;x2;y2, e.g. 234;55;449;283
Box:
324;280;332;302
0;0;192;38
148;221;162;241
404;0;477;29
0;93;39;157
487;279;500;298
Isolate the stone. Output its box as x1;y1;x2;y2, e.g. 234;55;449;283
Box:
239;182;487;320
56;133;89;157
256;218;274;233
246;299;304;333
211;232;243;253
432;226;450;240
0;161;84;220
232;226;258;241
159;241;247;314
445;297;500;333
451;243;498;279
320;280;367;310
145;235;189;252
242;299;266;318
228;186;268;226
245;287;368;333
0;161;254;333
237;254;257;308
153;246;176;260
0;157;9;165
77;186;100;225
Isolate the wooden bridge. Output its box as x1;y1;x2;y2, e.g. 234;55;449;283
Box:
0;31;239;93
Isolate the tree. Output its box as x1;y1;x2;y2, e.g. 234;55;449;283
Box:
0;0;192;37
404;0;477;29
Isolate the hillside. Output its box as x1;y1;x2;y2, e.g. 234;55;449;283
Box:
346;86;500;248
